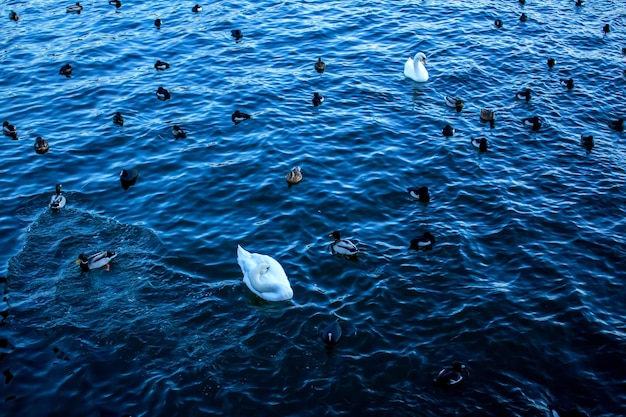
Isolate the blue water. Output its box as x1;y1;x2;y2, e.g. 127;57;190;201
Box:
1;1;625;416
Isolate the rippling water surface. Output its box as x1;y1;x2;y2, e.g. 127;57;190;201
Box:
1;1;625;416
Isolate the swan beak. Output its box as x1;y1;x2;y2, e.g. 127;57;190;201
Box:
422;58;427;64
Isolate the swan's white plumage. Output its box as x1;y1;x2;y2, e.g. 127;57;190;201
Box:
404;52;429;82
237;245;293;302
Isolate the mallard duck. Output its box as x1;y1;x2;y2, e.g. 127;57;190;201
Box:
321;321;342;346
67;2;83;13
442;124;455;137
520;13;528;22
109;0;121;8
560;78;574;89
602;24;610;34
59;63;72;77
192;4;202;12
9;11;18;21
236;245;293;301
154;18;162;28
315;57;326;73
433;362;469;387
119;169;138;190
232;110;251;124
286;166;303;184
34;137;49;154
480;108;496;123
3;121;17;139
172;125;187;139
156;86;170;101
516;89;531;101
522;116;542;131
329;231;358;256
231;29;242;40
154;60;170;70
608;118;624;132
49;184;66;209
471;137;488;152
580;135;594;152
407;186;430;202
547;58;556;69
445;96;464;112
410;232;435;250
494;19;502;28
312;92;324;106
112;111;124;126
404;51;429;82
75;251;117;272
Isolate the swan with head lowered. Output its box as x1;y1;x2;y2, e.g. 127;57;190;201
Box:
237;245;293;302
404;51;429;83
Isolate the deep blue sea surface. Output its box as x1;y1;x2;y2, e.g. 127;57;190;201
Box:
1;0;625;416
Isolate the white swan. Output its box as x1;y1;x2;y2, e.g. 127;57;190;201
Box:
236;245;293;302
404;52;429;82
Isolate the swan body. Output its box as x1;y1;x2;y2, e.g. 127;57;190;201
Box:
34;137;49;154
154;60;170;70
404;52;429;82
410;232;435;250
321;321;342;346
67;2;83;13
237;245;293;301
113;111;124;126
433;362;469;387
3;121;18;139
445;96;464;112
232;110;251;123
156;87;170;101
286;166;303;184
471;137;488;152
120;169;139;190
76;251;117;272
49;184;66;209
329;231;358;256
407;186;430;202
315;57;326;73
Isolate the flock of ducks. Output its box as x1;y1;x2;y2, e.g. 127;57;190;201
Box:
4;1;622;409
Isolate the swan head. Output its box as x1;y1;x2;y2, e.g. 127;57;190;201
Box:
413;52;427;65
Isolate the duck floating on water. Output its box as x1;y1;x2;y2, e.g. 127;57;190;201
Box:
154;60;170;70
154;18;162;28
192;4;202;12
231;29;242;41
312;92;324;106
67;2;83;13
480;108;496;127
560;78;574;89
315;57;326;73
404;51;428;82
286;166;303;185
494;19;502;28
76;251;117;272
156;86;170;101
9;11;19;21
580;135;594;152
236;245;293;302
433;362;469;387
471;137;488;152
608;118;623;132
445;96;464;112
547;58;556;69
321;321;342;346
516;89;531;101
34;137;49;154
522;116;542;131
520;13;528;22
410;232;435;250
232;110;251;124
3;121;18;139
442;124;455;137
329;231;358;257
109;0;121;8
602;24;610;34
59;63;72;77
120;169;139;190
49;184;66;209
407;186;430;202
113;111;124;126
172;125;187;139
